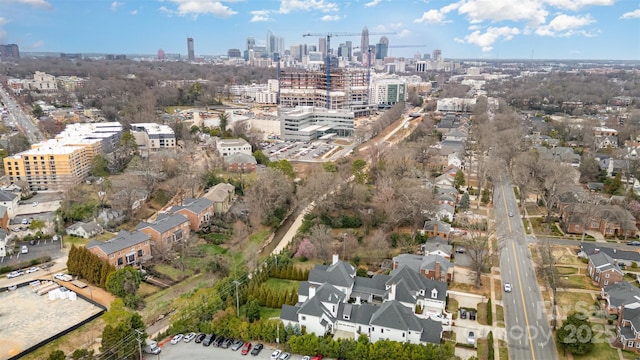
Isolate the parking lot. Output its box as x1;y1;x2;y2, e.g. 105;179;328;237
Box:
264;140;341;162
152;340;309;360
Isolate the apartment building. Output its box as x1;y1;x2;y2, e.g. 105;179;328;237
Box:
215;138;252;157
279;106;354;141
130;123;176;153
369;77;407;106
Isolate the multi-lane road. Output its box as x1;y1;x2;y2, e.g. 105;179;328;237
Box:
0;87;43;143
494;179;557;360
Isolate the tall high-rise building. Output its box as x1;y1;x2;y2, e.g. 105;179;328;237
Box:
246;37;255;51
157;49;165;60
319;38;327;59
338;41;352;60
375;36;389;60
432;49;442;61
0;44;20;58
267;30;284;57
360;27;369;62
187;37;195;61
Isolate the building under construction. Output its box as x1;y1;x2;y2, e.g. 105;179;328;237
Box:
278;69;373;117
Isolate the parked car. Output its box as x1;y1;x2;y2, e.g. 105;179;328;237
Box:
302;357;311;360
54;273;72;281
221;338;233;349
183;332;196;343
21;245;28;254
25;266;40;274
278;352;291;360
231;340;244;351
312;354;323;360
459;308;467;319
194;333;207;344
213;335;225;347
250;343;264;356
271;350;282;359
628;241;640;246
467;331;476;345
469;310;477;321
202;333;214;346
170;334;184;344
241;341;252;355
504;282;512;292
6;270;24;278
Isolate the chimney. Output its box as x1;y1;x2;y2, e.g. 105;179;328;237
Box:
309;284;316;299
355;295;361;305
389;282;396;301
435;261;441;280
332;253;339;265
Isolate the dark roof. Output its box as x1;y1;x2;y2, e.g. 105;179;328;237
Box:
623;306;640;332
173;197;213;214
588;252;622;273
388;265;448;302
0;190;17;202
370;300;423;332
348;303;378;325
87;230;149;255
419;318;443;344
225;153;257;165
136;213;189;234
604;282;640;309
393;254;452;276
427;236;448;245
423;220;451;234
421;242;452;256
308;260;356;288
352;275;389;298
582;242;640;262
280;304;300;322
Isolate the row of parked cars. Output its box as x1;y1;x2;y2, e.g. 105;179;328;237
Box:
170;332;265;356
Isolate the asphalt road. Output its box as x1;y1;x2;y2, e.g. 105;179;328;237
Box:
494;180;557;360
0;88;43;143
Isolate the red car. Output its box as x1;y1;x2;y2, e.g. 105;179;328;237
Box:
312;355;323;360
241;342;252;355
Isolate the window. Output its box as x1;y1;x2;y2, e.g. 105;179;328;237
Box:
126;253;135;264
629;341;634;347
117;257;123;266
138;249;143;257
606;273;610;278
402;332;405;337
605;280;609;285
636;342;640;348
381;329;384;333
301;316;306;321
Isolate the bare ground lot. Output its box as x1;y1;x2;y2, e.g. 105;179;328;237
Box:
0;284;103;359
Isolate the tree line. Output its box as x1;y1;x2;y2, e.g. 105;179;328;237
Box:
67;245;116;289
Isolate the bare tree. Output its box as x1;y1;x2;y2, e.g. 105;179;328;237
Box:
110;176;145;220
536;241;559;329
244;168;294;228
366;229;390;261
308;224;334;263
462;221;498;288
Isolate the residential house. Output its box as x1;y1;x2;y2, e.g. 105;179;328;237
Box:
136;213;190;255
204;182;236;215
587;251;624;288
87;230;152;269
615;305;640;352
561;205;637;239
65;220;104;239
447;152;463;168
171;197;214;231
0;190;19;218
393;253;454;282
280;255;445;345
579;242;640;268
601;281;640;314
421;242;452;259
423;220;451;240
224;153;257;173
215;137;252;157
436;203;455;222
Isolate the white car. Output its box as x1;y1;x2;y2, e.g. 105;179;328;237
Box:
6;270;24;278
54;273;72;281
21;245;28;254
183;332;196;343
25;266;40;274
504;282;512;292
302;357;311;360
271;350;282;359
170;334;184;344
467;331;476;345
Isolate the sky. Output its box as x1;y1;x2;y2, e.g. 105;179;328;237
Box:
0;0;639;60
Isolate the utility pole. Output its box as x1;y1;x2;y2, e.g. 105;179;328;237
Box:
134;328;144;360
233;280;241;317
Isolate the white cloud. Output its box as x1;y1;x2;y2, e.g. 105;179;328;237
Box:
621;9;640;19
165;0;238;18
0;17;8;26
130;9;138;15
111;1;124;11
250;10;272;22
464;26;520;51
30;40;44;49
414;9;449;24
13;0;52;9
457;0;548;26
543;0;615;11
397;29;411;38
535;13;595;36
364;0;382;7
321;14;341;21
277;0;339;14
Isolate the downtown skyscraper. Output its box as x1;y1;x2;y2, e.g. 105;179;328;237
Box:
360;27;369;62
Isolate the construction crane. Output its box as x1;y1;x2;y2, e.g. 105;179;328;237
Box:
302;31;395;109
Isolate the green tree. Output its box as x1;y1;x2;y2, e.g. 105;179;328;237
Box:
105;267;142;308
459;192;470;209
352;159;369;184
47;350;65;360
91;154;110;177
481;188;491;205
218;112;229;136
253;150;270;165
268;159;295;179
32;103;45;118
454;170;466;190
556;312;595;355
246;298;261;322
29;219;45;231
322;161;337;172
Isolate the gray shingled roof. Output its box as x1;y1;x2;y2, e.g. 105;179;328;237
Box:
421;254;453;274
623;306;640;332
224;153;257;165
370;300;423;332
308;261;356;288
280;304;299;322
87;230;150;255
136;213;188;234
388;265;448;302
352;275;390;298
206;183;235;202
604;281;640;309
173;197;213;214
348;303;378;325
589;252;622;273
581;242;640;262
0;190;17;202
422;242;452;256
419;318;443;344
423;220;451;234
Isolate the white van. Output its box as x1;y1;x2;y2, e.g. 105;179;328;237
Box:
21;245;28;254
144;339;161;355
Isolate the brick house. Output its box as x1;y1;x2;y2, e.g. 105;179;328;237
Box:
616;305;640;352
423;220;451;240
171;197;214;231
587;251;624;288
87;230;152;269
561;204;638;238
601;281;640;314
224;153;257;173
392;254;454;282
136;213;190;255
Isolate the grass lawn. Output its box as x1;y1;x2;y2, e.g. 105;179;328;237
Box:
494;278;502;301
556;266;579;275
477;338;489;360
249;228;271;245
185;243;244;272
570;341;620;360
259;307;281;320
558;274;600;291
622;349;640;360
498;340;508;360
449;277;491;298
524;204;545;216
138;282;162;297
21;318;107;360
448;298;459;320
477;301;489;325
555;291;595;312
623;273;640;288
153;263;193;281
263;278;300;293
63;236;91;247
496;305;505;327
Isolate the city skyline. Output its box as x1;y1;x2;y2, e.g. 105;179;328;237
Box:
0;0;638;60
